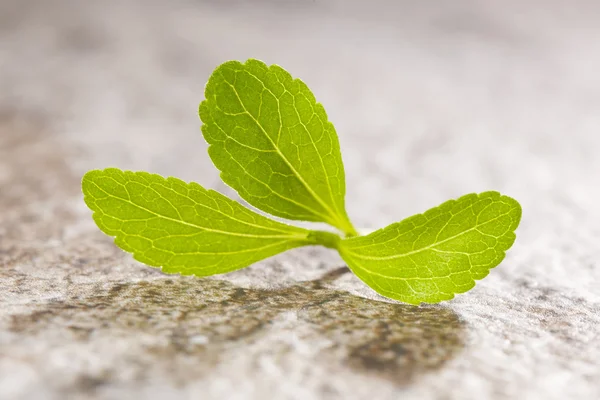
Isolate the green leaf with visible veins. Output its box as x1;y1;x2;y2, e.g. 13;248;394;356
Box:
337;192;522;305
199;59;357;236
81;59;523;305
82;168;339;276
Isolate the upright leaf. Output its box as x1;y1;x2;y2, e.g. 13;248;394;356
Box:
199;59;357;236
82;169;332;276
338;192;522;304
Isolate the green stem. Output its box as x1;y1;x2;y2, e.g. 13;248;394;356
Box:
344;225;359;238
332;216;358;238
306;230;342;250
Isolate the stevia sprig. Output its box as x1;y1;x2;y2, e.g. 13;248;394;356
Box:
82;59;521;305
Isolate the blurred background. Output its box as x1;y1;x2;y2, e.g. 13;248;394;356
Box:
1;1;599;399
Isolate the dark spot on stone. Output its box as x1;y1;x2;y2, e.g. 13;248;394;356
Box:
9;270;466;389
72;373;109;393
311;266;350;286
231;288;247;300
67;325;94;340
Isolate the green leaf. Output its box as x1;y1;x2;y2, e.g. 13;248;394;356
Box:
82;168;338;276
199;59;357;236
337;192;522;305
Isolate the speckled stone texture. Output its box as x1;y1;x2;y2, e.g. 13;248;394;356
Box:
1;1;599;399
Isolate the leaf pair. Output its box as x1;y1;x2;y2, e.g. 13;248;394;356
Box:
82;59;521;304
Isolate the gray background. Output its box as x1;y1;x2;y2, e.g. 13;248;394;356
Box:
1;0;599;399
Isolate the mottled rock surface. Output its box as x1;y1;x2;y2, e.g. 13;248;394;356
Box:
1;1;599;399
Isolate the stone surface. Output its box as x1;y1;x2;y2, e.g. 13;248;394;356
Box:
1;0;599;399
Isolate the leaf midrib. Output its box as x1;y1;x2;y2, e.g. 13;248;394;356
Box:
119;171;308;236
89;180;310;241
341;208;514;261
221;76;345;230
210;122;331;222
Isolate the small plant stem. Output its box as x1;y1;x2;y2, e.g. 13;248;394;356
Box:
306;230;342;250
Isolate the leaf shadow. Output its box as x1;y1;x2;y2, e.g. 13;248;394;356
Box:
10;268;466;387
